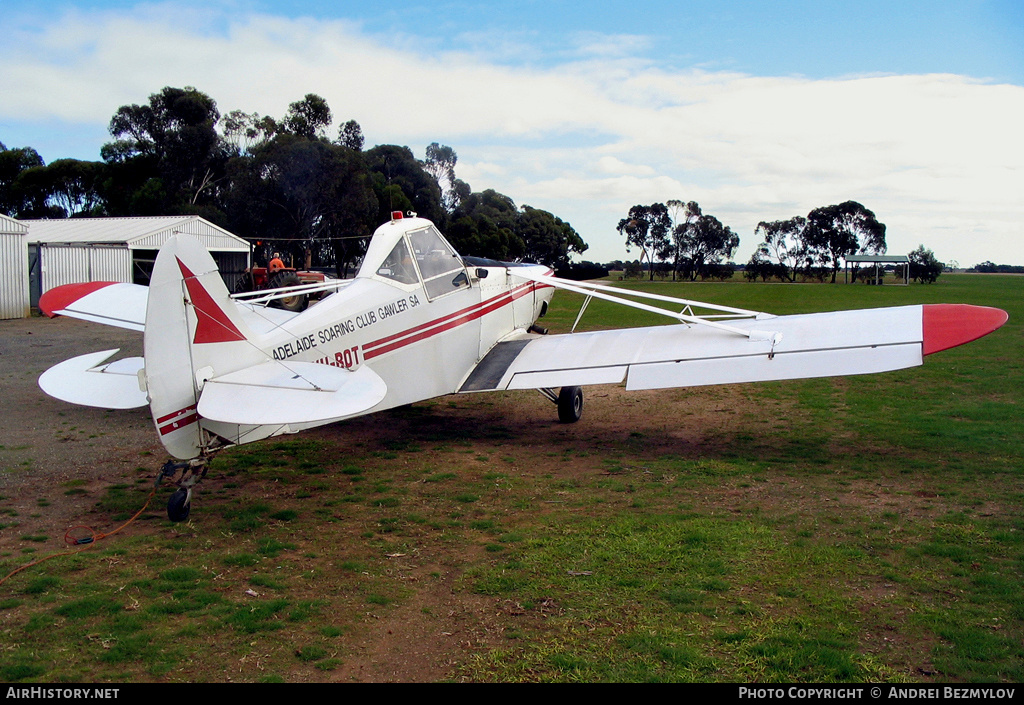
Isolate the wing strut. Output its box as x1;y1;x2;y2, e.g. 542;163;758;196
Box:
514;271;782;343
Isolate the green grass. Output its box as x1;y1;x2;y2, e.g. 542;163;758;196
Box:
1;274;1021;682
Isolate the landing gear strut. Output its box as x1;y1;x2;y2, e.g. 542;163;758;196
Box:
157;458;208;522
539;386;584;424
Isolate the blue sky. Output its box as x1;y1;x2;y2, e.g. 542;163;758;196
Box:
2;0;1022;266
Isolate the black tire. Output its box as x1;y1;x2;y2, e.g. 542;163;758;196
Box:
557;386;584;424
167;489;191;522
268;272;308;312
233;271;255;294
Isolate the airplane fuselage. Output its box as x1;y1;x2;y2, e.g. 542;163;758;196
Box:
258;265;553;417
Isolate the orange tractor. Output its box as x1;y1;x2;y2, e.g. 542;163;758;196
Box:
233;254;326;312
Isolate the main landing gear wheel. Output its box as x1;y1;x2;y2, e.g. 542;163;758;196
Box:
557;386;584;424
167;489;191;522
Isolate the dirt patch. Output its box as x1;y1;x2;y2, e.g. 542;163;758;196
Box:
0;317;161;532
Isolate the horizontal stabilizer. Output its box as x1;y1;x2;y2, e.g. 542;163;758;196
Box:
39;282;148;331
38;349;148;409
197;361;388;425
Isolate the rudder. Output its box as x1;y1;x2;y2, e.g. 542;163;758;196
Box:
144;234;267;459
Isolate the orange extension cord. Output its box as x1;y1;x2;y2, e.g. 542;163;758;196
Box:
0;486;159;588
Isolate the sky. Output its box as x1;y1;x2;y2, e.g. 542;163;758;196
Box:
2;0;1022;267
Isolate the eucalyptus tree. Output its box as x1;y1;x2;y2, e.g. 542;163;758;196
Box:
909;245;943;284
804;201;886;283
670;201;740;281
225;133;377;275
617;203;672;281
751;216;808;282
104;86;227;214
0;143;47;216
517;205;587;268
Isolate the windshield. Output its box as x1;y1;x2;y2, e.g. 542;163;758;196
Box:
376;238;418;285
409;226;468;299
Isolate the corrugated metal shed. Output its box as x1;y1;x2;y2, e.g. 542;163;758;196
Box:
24;216;249;251
0;214;30;320
22;216;251;304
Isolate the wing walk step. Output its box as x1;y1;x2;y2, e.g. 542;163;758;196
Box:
460;339;532;392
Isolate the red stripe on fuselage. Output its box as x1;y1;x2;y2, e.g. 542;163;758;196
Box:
158;413;199;435
156;404;197;425
156;404;199;435
362;281;548;360
364;282;533;352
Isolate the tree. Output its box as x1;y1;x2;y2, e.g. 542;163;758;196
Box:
364;145;445;226
18;159;106;218
751;216;807;282
908;245;943;284
745;246;789;282
623;261;642;279
670;201;739;281
282;94;332;140
423;142;458;211
105;86;226;213
222;110;278;155
447;189;523;261
338;120;364;151
517;205;587;268
804;201;886;283
617;204;671;281
224;134;377;276
556;261;609;280
0;143;47;216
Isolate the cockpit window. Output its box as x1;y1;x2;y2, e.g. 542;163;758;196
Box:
409;226;468;299
377;238;418;285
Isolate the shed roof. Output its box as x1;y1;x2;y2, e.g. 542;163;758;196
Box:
846;254;910;263
0;214;29;235
22;216;250;251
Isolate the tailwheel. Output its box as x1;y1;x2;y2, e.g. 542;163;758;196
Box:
167;489;191;522
157;457;208;522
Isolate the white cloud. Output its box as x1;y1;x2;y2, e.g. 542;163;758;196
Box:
2;3;1022;266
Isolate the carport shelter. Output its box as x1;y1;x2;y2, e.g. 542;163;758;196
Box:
844;254;910;285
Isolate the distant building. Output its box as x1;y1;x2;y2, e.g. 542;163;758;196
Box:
21;216;251;311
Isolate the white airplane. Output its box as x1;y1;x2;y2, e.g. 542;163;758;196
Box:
38;211;1007;521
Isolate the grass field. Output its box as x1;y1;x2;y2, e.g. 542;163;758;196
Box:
1;274;1021;682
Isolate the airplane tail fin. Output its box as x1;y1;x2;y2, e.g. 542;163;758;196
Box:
144;234;267;459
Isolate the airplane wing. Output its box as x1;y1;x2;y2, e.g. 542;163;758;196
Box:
39;282;148;331
38;280;306;335
462;272;1007;393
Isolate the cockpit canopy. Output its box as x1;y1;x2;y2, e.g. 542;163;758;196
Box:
358;216;470;300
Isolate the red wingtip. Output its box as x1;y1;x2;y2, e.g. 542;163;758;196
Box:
922;304;1008;356
38;282;119;318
